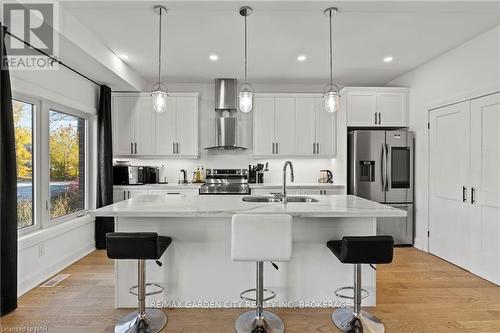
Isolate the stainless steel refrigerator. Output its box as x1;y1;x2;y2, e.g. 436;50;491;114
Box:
348;130;414;245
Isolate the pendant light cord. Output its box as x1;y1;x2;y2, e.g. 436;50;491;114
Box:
329;9;333;87
158;7;162;86
244;14;248;85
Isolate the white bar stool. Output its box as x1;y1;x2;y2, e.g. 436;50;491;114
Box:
231;214;293;333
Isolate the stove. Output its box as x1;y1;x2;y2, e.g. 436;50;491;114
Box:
199;169;250;195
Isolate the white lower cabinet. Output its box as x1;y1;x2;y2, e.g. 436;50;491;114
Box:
113;187;148;203
300;188;344;195
430;92;500;285
149;189;199;196
251;187;342;196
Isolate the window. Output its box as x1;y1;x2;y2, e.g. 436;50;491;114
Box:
14;99;34;229
49;110;86;220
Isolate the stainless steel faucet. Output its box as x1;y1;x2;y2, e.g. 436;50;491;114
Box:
282;161;294;204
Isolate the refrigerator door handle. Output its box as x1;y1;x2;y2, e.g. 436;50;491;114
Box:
381;143;386;191
385;143;389;191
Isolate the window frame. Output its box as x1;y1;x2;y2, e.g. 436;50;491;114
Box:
44;101;90;227
14;94;41;237
14;91;93;235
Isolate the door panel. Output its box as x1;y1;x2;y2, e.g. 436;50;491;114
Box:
385;131;413;203
377;92;407;126
347;92;377;126
295;98;316;155
377;204;413;245
155;97;176;155
176;97;199;156
429;101;471;269
470;92;500;284
134;97;155;155
253;97;275;156
349;131;385;202
274;98;296;155
316;97;336;156
112;96;135;155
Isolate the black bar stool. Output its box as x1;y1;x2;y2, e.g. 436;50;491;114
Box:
327;236;394;333
106;232;172;333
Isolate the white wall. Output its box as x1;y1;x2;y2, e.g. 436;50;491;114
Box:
11;66;99;295
389;25;500;251
116;82;347;185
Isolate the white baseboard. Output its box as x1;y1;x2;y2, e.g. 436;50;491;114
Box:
18;243;95;297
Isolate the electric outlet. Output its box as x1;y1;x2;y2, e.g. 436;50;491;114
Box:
38;244;45;257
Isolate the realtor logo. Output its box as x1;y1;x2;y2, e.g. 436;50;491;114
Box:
2;1;59;70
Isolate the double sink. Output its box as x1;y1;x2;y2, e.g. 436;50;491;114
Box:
242;196;318;203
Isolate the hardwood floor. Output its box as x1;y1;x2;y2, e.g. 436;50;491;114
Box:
2;248;499;332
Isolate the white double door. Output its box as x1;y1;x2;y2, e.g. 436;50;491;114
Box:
430;92;500;285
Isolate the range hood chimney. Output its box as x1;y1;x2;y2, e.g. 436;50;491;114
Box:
205;79;246;150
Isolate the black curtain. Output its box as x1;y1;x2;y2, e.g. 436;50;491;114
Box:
95;85;113;249
0;24;18;315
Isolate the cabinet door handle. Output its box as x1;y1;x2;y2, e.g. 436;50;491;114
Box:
130;142;133;154
176;142;179;154
317;143;320;154
313;142;316;154
471;187;476;204
462;186;467;203
276;142;279;154
173;142;175;154
378;112;381;125
374;112;377;124
123;191;126;200
128;190;131;199
272;142;275;154
134;142;137;154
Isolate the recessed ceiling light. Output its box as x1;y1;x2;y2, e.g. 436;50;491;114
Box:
297;55;307;62
118;54;128;60
384;55;393;63
209;54;219;61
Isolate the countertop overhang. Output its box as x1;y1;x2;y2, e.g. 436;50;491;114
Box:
92;194;407;218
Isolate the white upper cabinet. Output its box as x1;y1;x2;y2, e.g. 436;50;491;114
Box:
274;98;296;155
112;96;135;155
254;93;336;157
253;97;275;156
295;98;317;156
315;97;336;156
155;97;177;155
112;93;199;158
134;97;156;155
344;87;409;127
175;96;199;156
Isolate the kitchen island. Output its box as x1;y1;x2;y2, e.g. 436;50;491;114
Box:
93;194;405;309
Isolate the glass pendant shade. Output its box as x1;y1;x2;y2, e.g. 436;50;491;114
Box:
152;89;168;113
239;84;254;113
323;90;339;113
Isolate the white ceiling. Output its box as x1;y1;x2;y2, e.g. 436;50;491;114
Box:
62;1;500;87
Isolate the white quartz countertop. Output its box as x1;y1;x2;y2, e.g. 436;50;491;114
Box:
92;194;406;218
113;183;345;189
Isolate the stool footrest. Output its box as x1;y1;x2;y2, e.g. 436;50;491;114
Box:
334;286;369;300
240;288;276;303
129;283;164;297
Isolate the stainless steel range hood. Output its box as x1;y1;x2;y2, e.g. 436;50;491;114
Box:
205;79;246;150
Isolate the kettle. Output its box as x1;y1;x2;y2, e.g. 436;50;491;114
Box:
319;170;333;183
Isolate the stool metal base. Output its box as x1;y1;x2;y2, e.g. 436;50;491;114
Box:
115;309;167;333
332;307;384;333
235;310;284;333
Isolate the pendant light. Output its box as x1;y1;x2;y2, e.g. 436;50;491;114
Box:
238;6;254;113
323;7;340;113
151;5;168;113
